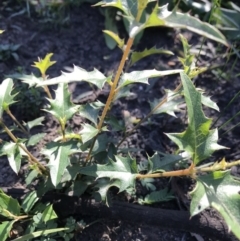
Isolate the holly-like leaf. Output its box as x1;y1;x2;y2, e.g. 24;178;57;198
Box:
23;117;45;131
149;93;184;117
0;78;17;118
138;188;175;205
44;83;79;127
42;141;79;186
0;142;25;174
79;123;99;144
16;74;44;88
37;65;107;89
78;155;137;193
130;47;174;66
32;53;56;76
26;133;46;146
190;171;240;240
95;178;122;205
142;4;228;46
78;103;100;127
197;89;219;111
148;152;183;173
118;69;183;89
166;72;225;165
95;0;136;16
0;189;20;217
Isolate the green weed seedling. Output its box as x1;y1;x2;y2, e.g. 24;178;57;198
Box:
0;1;240;240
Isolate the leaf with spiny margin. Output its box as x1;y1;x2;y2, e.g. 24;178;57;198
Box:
15;74;44;88
95;178;121;205
78;155;137;193
26;133;46;146
44;83;79;127
32;53;56;76
197;89;219;111
103;30;124;49
79;123;99;144
166;72;225;165
95;0;136;16
0;78;17;118
42;140;79;187
190;171;240;240
23;117;45;131
141;4;228;46
138;188;175;205
149;93;184;117
118;69;183;89
130;47;174;66
0;142;25;174
37;65;107;89
0;189;20;217
78;103;100;127
148;152;183;173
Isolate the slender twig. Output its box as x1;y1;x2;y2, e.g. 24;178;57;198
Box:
86;37;134;161
6;109;29;135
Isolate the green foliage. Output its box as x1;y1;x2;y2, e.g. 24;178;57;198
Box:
1;1;240;241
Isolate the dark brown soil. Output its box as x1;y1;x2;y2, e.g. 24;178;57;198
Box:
0;2;240;241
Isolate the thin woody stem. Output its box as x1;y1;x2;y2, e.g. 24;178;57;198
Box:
86;38;134;162
6;109;29;135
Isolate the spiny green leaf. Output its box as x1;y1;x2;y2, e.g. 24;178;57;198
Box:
0;142;24;174
26;133;46;146
163;7;228;46
16;74;44;88
142;4;228;46
42;204;58;223
130;47;173;66
0;221;15;241
79;123;99;143
37;65;107;89
148;152;183;173
138;188;175;205
23;117;45;131
149;93;184;117
0;78;17;118
0;189;20;217
198;89;219;111
118;69;183;89
32;53;56;76
78;102;100;127
42;141;79;186
166;72;225;165
44;83;79;127
95;178;121;205
78;155;137;192
190;171;240;240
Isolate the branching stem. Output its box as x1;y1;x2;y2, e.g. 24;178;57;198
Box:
86;37;134;161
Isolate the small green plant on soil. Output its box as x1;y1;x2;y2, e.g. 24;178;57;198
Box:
0;1;240;240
